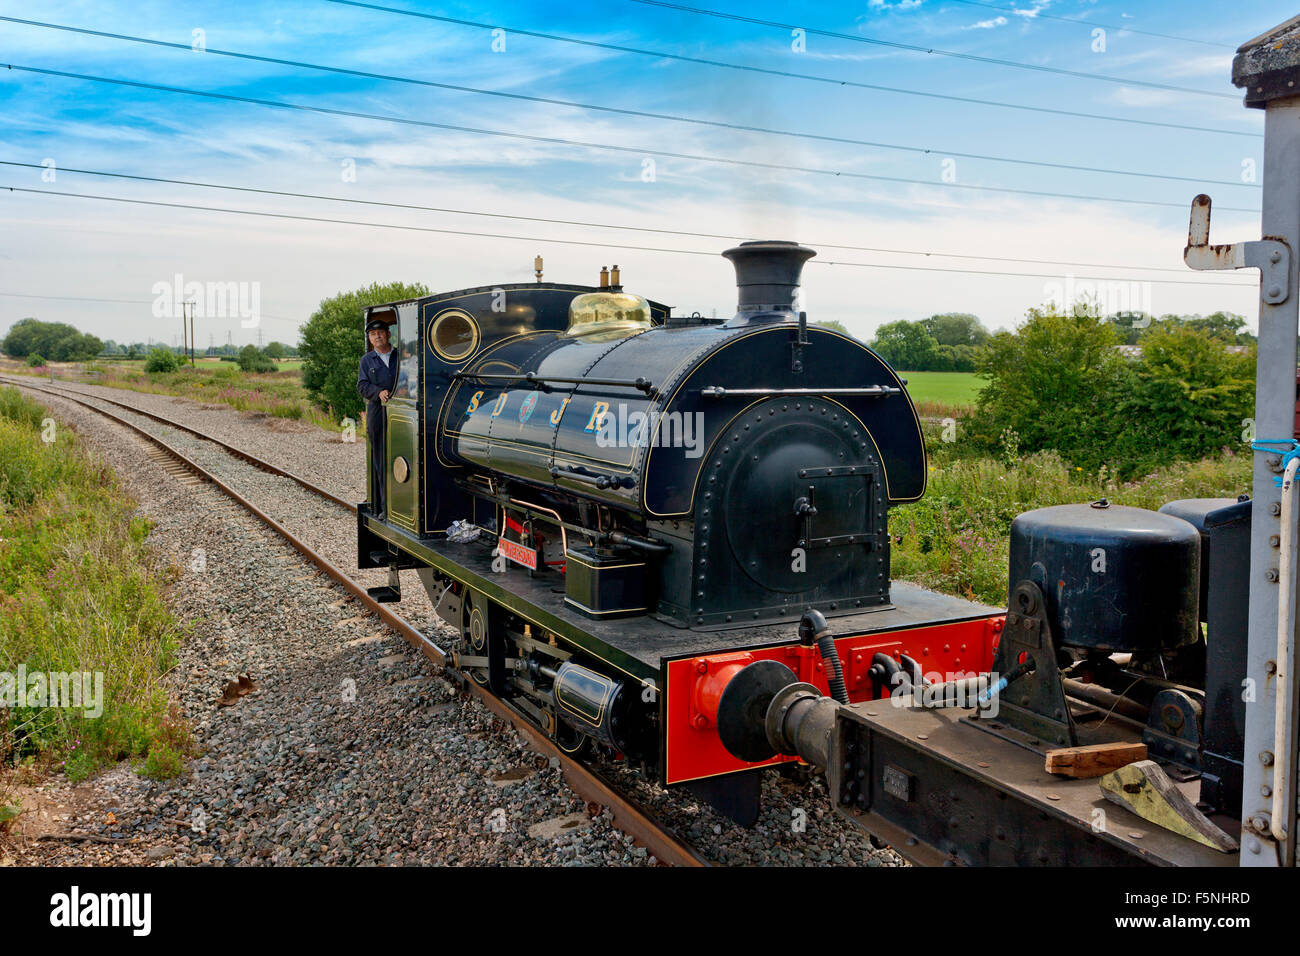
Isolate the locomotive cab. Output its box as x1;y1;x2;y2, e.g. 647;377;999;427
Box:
357;269;673;544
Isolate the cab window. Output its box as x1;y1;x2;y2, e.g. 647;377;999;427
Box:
394;304;419;401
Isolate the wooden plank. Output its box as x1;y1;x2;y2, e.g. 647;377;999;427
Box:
1100;760;1239;853
1045;741;1148;778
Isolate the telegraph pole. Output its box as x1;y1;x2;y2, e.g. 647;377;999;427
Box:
186;299;196;366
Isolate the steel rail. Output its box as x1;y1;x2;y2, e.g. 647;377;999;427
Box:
0;375;356;510
5;376;708;868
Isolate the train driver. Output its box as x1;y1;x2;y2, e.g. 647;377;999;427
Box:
357;317;398;519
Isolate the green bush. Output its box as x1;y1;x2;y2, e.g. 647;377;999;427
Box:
2;318;102;361
237;344;275;374
962;306;1255;478
144;347;180;373
965;305;1124;464
26;353;46;368
1109;326;1255;465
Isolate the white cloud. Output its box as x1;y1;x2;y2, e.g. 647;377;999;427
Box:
1010;2;1054;20
965;16;1009;30
867;0;924;10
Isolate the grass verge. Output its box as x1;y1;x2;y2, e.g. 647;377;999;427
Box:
891;447;1252;606
0;386;193;800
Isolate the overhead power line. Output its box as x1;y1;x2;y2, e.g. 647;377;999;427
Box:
2;64;1263;214
0;159;1240;277
318;0;1257;138
0;17;1254;190
944;0;1235;50
625;0;1239;98
0;291;156;304
1;184;1257;288
0;289;292;321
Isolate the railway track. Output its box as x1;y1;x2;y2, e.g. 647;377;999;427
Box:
1;373;708;868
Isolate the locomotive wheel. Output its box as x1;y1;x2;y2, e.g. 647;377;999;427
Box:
462;592;490;686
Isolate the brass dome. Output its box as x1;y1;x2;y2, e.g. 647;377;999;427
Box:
564;290;653;340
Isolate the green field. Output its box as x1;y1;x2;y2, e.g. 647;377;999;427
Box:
99;356;304;372
897;371;984;409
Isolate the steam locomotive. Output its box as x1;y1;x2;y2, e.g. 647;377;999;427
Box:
356;241;1005;823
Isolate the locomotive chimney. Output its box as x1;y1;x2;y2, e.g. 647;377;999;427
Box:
721;240;816;326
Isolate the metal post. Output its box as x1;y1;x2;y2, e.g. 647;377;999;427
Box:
1185;18;1300;866
186;299;195;367
1236;19;1300;867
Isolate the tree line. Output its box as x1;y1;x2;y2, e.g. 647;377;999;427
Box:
862;310;1254;373
2;317;298;365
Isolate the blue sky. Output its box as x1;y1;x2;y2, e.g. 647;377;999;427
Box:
0;0;1291;346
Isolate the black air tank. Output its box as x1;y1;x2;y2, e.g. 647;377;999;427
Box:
1008;502;1199;652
